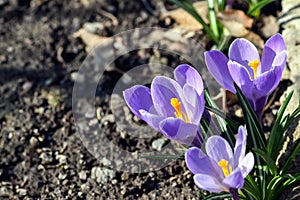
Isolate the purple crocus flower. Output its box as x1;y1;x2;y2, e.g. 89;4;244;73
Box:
205;34;286;118
123;64;205;147
185;126;254;194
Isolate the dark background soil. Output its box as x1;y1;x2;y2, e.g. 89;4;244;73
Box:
0;0;296;199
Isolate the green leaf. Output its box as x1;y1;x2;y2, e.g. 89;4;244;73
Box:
242;176;261;200
234;83;266;150
247;0;275;17
252;148;277;176
207;0;219;39
205;105;238;130
280;139;300;173
204;89;235;147
234;83;267;191
267;91;300;163
217;0;226;11
167;0;219;43
266;173;300;199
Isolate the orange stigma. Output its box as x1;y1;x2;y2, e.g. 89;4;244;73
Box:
248;59;260;79
170;98;190;123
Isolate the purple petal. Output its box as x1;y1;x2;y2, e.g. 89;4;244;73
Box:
151;76;185;117
206;136;234;169
182;84;204;123
222;169;244;189
204;51;235;93
174;64;204;95
159;118;202;146
253;66;283;98
234;126;247;168
139;110;165;132
194;174;225;193
229;38;260;70
228;61;253;98
261;34;286;73
185;147;219;177
272;50;286;72
123;85;156;119
239;152;254;178
252;96;268;119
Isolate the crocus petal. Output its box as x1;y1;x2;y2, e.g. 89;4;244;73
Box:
229;38;260;72
223;169;244;189
239;152;254;178
151;76;185;117
228;61;253;98
194;174;225;193
234;126;247;168
123;85;156;119
206;136;234;169
174;64;204;95
185;147;219;177
253;66;283;98
204;51;235;93
272;50;286;71
183;84;204;123
139;110;165;132
159;118;201;146
261;34;286;73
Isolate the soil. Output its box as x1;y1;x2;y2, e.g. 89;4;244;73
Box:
0;0;297;199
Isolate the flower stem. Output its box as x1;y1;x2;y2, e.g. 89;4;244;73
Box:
229;188;239;200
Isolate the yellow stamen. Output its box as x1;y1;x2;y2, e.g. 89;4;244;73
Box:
218;159;233;177
170;98;190;123
248;59;260;79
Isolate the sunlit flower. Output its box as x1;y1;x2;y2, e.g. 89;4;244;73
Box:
205;34;286;118
185;126;254;193
123;64;205;147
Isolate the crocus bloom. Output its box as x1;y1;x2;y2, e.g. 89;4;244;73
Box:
185;126;254;193
205;34;286;118
123;64;205;147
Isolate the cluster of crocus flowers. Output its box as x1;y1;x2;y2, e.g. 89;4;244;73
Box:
123;34;286;198
185;126;254;194
205;34;286;118
123;64;205;147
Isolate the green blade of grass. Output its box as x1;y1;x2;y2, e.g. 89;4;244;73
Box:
204;89;235;147
267;91;294;159
247;0;275;16
234;83;266;150
207;0;219;39
280;139;300;174
252;148;277;176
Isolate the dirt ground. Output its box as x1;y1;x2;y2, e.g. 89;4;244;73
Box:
0;0;297;199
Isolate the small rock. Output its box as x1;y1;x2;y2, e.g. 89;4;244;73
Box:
83;22;104;33
79;171;87;181
70;72;85;82
235;108;243;118
16;188;27;196
100;157;111;167
58;173;67;180
55;154;67;165
0;186;9;196
40;151;53;165
91;167;116;184
101;114;115;123
22;82;33;92
121;172;129;181
152;138;165;151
